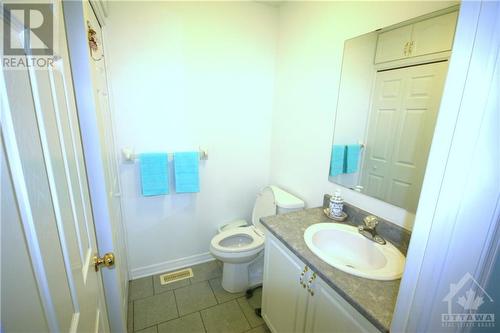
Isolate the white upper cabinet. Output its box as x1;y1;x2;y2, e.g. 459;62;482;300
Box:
374;25;413;63
375;10;458;64
411;11;458;57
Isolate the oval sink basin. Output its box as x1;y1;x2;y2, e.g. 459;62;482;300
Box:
304;223;405;280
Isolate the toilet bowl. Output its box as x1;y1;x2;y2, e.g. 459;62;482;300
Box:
210;186;304;293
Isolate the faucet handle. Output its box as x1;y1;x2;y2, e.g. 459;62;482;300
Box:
363;215;379;229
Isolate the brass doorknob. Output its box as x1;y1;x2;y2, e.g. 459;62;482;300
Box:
94;252;115;272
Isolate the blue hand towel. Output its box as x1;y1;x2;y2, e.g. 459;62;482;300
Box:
345;144;362;174
329;145;346;177
139;153;169;196
174;152;200;193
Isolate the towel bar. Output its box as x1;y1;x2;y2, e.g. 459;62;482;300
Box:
122;147;208;162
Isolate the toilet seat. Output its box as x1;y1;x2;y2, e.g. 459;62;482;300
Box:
210;226;264;254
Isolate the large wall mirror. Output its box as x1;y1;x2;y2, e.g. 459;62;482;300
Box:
329;6;459;213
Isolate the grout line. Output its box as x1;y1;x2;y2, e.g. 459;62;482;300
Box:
134;323;157;333
172;289;181;319
236;297;252;329
129;301;134;333
198;310;208;333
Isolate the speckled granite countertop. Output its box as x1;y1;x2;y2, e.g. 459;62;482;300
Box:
261;205;411;333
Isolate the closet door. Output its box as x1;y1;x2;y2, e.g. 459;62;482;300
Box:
387;62;448;212
362;61;448;212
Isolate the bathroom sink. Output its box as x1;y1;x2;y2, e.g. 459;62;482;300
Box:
304;223;405;280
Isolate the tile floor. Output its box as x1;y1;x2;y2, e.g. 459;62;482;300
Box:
128;261;270;333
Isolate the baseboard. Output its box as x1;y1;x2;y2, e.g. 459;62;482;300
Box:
130;252;215;280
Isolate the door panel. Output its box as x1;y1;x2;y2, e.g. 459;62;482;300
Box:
1;136;50;333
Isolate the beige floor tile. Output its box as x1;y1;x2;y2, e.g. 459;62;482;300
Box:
201;300;250;333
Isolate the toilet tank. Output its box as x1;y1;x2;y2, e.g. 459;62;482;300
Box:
270;186;305;214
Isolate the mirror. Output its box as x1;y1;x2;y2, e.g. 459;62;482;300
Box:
329;7;458;213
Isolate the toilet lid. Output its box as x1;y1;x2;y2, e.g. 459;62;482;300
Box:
252;187;276;231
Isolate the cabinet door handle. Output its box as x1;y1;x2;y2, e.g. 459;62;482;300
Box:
307;272;317;296
403;42;409;56
409;41;415;55
299;266;308;288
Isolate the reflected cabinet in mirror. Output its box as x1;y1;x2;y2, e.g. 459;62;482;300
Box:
329;6;458;213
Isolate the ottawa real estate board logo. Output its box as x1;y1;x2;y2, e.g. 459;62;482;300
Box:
442;272;495;328
3;2;55;68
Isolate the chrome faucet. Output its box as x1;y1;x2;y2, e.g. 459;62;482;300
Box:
358;215;386;245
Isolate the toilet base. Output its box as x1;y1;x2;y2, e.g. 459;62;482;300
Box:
221;252;264;293
221;262;250;293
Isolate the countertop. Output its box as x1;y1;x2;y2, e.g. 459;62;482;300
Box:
260;206;411;332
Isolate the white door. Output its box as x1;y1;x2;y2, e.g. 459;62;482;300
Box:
83;1;130;320
304;276;378;333
362;62;448;212
1;2;110;332
261;234;309;333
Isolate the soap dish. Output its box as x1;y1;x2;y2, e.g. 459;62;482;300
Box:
323;208;348;222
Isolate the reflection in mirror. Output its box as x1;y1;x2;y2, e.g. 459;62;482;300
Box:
329;7;458;213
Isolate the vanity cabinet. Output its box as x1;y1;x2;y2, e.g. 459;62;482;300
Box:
374;10;458;64
262;232;379;333
261;234;308;333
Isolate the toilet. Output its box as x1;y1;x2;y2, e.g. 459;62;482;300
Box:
210;186;304;293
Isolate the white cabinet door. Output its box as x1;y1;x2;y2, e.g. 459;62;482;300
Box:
374;25;412;63
305;277;379;333
412;11;458;57
262;234;309;333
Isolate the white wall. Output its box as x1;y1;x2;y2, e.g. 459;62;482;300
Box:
271;1;458;230
105;1;277;277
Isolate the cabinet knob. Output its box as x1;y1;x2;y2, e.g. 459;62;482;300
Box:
299;266;308;288
307;272;317;296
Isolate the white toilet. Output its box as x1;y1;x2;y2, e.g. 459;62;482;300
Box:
210;186;304;293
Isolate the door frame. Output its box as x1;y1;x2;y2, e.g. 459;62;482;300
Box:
62;1;127;332
391;1;500;331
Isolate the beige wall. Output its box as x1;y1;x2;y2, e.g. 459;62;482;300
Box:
270;1;458;230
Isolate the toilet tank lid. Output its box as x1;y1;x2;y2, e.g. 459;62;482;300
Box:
270;186;304;209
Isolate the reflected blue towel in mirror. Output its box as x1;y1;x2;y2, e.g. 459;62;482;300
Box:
139;153;169;196
345;144;362;174
174;152;200;193
330;145;346;177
